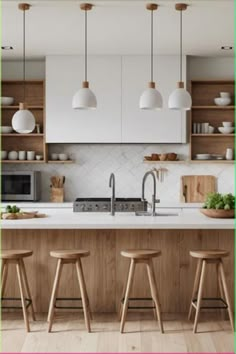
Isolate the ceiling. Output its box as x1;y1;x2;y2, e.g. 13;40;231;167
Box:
2;0;234;60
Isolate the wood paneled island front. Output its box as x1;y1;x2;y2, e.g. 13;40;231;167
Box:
1;210;234;315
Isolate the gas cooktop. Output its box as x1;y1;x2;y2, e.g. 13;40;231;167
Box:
73;198;148;213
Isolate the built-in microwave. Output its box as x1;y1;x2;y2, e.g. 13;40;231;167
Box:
1;171;41;201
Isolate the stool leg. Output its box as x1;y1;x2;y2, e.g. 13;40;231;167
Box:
1;260;8;298
76;258;92;321
188;259;202;320
216;262;224;300
48;259;63;332
75;258;91;333
219;261;234;332
120;259;136;333
193;259;206;333
146;259;164;333
16;261;30;332
20;259;36;321
119;269;129;321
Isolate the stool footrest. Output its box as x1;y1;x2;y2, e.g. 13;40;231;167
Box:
1;297;32;309
192;297;228;310
121;297;155;310
55;297;83;310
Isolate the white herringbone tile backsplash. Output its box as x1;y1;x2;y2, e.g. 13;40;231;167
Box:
3;144;234;202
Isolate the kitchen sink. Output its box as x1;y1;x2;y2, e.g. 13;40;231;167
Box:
135;211;179;217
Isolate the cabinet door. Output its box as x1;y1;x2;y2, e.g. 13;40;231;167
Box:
46;55;121;143
121;56;187;143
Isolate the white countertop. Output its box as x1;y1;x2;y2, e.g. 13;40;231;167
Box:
0;209;233;230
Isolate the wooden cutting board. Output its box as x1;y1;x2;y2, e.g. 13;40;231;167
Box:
1;211;46;220
181;175;217;203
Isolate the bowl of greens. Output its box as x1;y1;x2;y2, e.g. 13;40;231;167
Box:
200;193;235;218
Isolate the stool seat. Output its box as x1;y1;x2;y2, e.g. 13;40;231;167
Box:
121;249;161;259
50;250;90;259
1;250;33;259
190;250;229;259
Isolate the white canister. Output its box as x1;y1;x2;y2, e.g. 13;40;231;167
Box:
27;151;36;160
226;148;233;160
8;151;18;160
19;151;26;160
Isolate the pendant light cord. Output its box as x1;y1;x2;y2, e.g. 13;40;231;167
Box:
85;9;87;82
23;8;26;102
151;9;153;83
180;9;182;82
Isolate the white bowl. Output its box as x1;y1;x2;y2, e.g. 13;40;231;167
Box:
218;127;234;134
1;97;14;106
1;151;7;160
220;92;231;98
195;154;211;160
59;153;68;161
1;126;13;134
214;97;231;106
222;121;233;128
8;151;18;160
51;153;58;161
208;126;215;134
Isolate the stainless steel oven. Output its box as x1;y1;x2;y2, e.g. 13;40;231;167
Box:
1;171;41;201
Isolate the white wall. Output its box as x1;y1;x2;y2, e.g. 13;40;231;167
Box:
2;56;234;202
2;60;45;80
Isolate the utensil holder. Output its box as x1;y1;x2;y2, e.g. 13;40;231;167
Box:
50;187;64;203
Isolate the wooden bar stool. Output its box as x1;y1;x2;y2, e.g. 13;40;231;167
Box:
1;250;36;332
188;250;234;333
120;249;164;333
48;250;91;333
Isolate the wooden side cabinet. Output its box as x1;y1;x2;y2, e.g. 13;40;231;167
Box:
189;80;235;163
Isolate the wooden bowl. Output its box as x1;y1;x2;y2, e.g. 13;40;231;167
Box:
144;156;152;161
167;153;177;161
200;209;235;219
151;154;159;161
159;154;167;161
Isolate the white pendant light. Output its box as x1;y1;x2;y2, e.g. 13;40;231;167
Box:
72;3;97;110
168;3;192;111
140;3;163;110
12;3;36;134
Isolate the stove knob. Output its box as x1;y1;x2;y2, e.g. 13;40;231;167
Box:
124;204;128;210
80;204;86;211
103;205;108;210
95;204;99;211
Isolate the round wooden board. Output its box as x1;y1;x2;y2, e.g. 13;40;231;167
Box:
200;208;235;219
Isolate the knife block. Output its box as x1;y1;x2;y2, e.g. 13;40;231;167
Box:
50;187;64;203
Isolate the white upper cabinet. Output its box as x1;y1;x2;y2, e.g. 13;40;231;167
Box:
46;55;122;143
46;55;187;143
121;55;187;143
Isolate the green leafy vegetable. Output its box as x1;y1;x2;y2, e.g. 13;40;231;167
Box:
202;193;235;210
5;205;20;214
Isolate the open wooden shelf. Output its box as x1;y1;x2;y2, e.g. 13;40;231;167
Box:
190;80;235;163
192;105;235;110
143;160;187;164
1;105;44;110
1;160;45;164
47;160;74;164
191;134;235;137
1;133;44;137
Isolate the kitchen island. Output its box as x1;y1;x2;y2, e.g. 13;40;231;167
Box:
1;209;234;314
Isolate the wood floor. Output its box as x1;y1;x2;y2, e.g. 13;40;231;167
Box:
1;312;234;353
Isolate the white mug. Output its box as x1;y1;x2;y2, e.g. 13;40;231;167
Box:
27;151;35;160
19;151;26;160
226;148;233;160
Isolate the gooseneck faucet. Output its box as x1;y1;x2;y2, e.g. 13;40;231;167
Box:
109;173;116;215
142;171;157;216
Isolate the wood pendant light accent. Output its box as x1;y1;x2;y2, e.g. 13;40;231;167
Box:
148;82;156;89
80;3;93;11
146;3;158;11
177;81;184;88
19;102;28;110
175;3;188;11
82;81;89;88
18;3;31;11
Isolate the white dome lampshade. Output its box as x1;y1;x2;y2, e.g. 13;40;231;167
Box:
168;81;192;111
139;82;163;110
12;103;35;133
72;81;97;110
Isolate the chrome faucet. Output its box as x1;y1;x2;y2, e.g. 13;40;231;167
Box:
109;173;116;215
142;171;159;216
